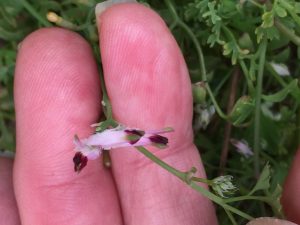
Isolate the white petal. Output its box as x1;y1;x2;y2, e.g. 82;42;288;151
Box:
270;62;290;76
86;129;129;149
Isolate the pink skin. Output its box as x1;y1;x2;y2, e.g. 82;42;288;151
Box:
0;158;20;225
282;149;300;224
0;2;297;225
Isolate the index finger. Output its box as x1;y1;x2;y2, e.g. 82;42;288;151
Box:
97;2;218;225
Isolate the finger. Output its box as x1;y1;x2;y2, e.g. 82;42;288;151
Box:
246;217;297;225
14;28;122;224
97;3;217;225
0;158;20;225
281;148;300;224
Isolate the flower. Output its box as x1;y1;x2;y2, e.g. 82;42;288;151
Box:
73;125;173;173
193;104;215;130
230;138;253;158
211;175;237;198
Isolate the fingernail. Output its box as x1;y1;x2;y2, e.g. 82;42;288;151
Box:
95;0;136;17
0;150;15;159
246;217;297;225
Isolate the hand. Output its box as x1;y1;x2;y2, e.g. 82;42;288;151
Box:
1;3;216;224
0;2;299;225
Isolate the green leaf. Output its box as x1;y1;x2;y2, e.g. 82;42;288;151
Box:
249;164;271;195
262;11;274;28
202;2;221;25
269;184;283;216
295;2;300;13
274;5;287;18
262;79;299;102
255;26;280;43
229;96;255;126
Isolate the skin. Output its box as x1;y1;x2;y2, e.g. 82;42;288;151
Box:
0;3;298;225
282;149;300;224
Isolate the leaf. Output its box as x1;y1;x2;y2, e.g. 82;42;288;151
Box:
262;79;298;102
249;164;271;195
229;96;255;126
255;26;280;43
274;5;287;18
295;3;300;13
269;184;283;216
203;2;221;25
262;11;274;28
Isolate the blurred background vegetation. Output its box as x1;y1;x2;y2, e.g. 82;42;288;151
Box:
1;0;300;224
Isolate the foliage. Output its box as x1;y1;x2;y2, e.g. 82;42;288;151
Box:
1;0;300;224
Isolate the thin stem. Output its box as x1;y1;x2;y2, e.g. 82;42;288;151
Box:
99;72;113;120
190;181;253;220
224;195;269;204
249;0;264;9
191;176;212;185
253;38;267;177
239;59;255;95
136;146;254;220
136;146;184;179
275;20;300;47
225;209;238;225
21;0;52;27
265;62;287;87
164;0;228;120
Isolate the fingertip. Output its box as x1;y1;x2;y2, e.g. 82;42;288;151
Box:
15;27;101;123
98;2;192;140
246;217;297;225
97;3;217;224
281;148;300;224
14;28;122;224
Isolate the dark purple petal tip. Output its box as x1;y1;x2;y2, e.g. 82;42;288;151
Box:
149;135;168;145
73;152;88;173
125;129;145;145
124;129;145;137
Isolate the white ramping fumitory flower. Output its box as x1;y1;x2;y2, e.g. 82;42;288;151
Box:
73;125;174;172
230;138;254;158
270;62;290;77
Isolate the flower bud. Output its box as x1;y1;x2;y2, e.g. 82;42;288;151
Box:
192;82;207;104
238;33;254;52
211;175;237;198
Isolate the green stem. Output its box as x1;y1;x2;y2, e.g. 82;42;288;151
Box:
20;0;52;27
136;146;185;179
224;209;238;225
275;20;300;47
164;0;228;120
239;59;255;95
265;62;288;87
98;71;114;120
136;146;254;220
253;39;267;177
191;176;212;185
224;195;269;203
249;0;264;9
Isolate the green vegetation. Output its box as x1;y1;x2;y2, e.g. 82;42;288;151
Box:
1;0;300;224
